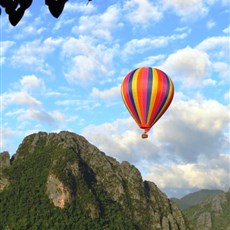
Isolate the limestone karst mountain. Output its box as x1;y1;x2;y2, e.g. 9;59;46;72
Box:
0;131;192;229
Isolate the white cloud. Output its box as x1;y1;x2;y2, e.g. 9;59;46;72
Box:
72;5;121;41
90;85;120;99
2;75;66;129
6;108;65;125
0;41;15;64
20;75;45;92
64;1;95;13
2;91;42;109
213;62;230;79
224;91;230;101
202;78;216;86
155;98;229;161
1;41;15;55
27;109;63;124
144;154;230;196
2;75;47;110
11;37;63;74
161;46;211;86
162;0;209;20
56;98;100;111
196;36;229;51
1;127;24;153
223;25;230;34
136;55;166;67
82;97;229;164
62;36;116;85
124;0;162;25
196;36;229;60
82;117;162;164
123;33;188;57
206;19;216;29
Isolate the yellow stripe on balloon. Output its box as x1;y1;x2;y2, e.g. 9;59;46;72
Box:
147;68;158;123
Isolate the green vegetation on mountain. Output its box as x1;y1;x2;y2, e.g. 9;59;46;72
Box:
0;131;191;230
0;134;133;229
171;189;224;210
182;190;230;230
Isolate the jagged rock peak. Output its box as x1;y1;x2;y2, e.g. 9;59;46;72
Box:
1;131;192;229
0;151;10;167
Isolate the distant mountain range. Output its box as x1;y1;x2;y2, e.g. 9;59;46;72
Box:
171;189;224;210
171;189;230;230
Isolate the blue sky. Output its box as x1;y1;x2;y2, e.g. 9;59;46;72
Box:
1;0;229;198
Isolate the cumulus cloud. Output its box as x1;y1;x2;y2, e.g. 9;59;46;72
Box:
56;98;100;111
155;98;229;161
213;62;230;80
72;5;121;41
144;154;230;197
196;36;229;60
124;0;162;25
20;75;45;92
0;41;15;64
25;109;65;124
11;37;63;74
90;85;120;99
6;108;65;126
2;91;42;109
136;55;166;67
2;75;66;131
62;36;116;85
2;75;46;110
206;19;216;29
162;0;209;20
223;25;230;34
82;97;229;164
202;78;216;86
123;33;188;57
161;46;211;86
82;117;162;164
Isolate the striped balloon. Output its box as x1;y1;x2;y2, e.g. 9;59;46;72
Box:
121;67;174;138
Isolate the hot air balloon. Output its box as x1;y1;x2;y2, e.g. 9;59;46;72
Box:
121;67;174;138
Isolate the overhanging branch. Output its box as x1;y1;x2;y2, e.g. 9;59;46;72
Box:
0;0;70;26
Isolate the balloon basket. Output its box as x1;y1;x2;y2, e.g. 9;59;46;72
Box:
142;133;148;139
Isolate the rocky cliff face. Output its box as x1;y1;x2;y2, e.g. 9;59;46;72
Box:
0;151;10;191
0;131;192;229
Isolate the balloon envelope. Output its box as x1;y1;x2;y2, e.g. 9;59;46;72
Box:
121;67;174;138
